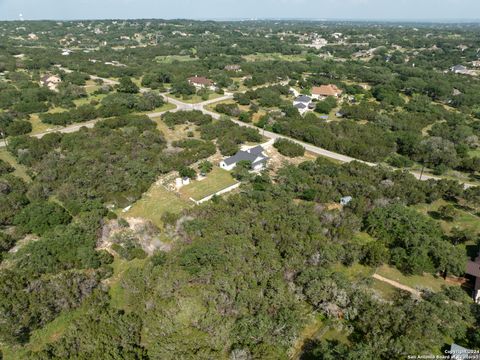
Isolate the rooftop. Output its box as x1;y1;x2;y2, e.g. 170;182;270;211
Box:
312;84;343;97
188;76;214;86
223;146;267;166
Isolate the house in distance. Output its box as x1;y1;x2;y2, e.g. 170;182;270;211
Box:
220;145;268;171
188;76;217;91
311;84;343;99
224;64;241;72
293;95;314;115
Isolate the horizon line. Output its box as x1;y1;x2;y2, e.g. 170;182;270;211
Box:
1;17;480;24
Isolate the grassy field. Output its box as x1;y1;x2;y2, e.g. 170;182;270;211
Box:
332;256;457;298
469;148;480;157
0;149;30;181
376;265;454;293
122;182;190;228
179;167;238;201
242;52;307;62
168;92;223;104
140;102;176;115
413;199;480;235
73;93;106;107
109;257;148;311
152;116;200;142
1;303;88;359
331;262;375;281
29;114;61;134
155;55;197;64
371;278;402;300
85;79;101;94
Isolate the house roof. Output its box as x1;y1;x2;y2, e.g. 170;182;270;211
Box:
188;76;214;86
295;95;311;103
294;103;307;109
225;64;241;70
312;84;343;97
248;145;265;156
466;258;480;278
452;65;467;71
222;146;268;166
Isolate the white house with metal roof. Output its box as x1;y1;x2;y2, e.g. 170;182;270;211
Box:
220;145;268;171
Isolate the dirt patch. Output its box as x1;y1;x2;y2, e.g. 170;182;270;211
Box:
264;145;317;175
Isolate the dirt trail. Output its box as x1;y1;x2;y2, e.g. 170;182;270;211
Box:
373;273;422;297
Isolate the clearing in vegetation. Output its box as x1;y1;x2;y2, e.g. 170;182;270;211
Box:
122;182;190;228
179;167;238;202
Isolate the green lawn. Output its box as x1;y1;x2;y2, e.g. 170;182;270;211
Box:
122;182;189;228
0;149;30;181
180;167;238;201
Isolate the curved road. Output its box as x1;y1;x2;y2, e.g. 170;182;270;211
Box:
0;78;476;189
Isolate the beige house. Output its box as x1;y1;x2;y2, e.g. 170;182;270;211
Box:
188;76;216;91
311;84;343;99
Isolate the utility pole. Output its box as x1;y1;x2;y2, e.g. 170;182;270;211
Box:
419;164;425;181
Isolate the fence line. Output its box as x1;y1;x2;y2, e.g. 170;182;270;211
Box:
189;182;241;205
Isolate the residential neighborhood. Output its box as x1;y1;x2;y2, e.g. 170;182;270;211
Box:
0;8;479;360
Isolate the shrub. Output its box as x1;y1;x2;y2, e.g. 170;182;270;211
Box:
14;201;72;236
274;139;305;157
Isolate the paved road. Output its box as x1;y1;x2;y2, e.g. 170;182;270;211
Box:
0;76;476;189
201;108;476;188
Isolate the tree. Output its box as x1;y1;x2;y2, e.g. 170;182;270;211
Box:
365;204;461;275
179;166;196;179
315;96;337;114
274;139;305;157
362;241;389;267
6;120;32;136
232;160;252;181
417;137;459;170
116;77;139;94
437;204;457;221
14;201;72;236
0;159;14;176
199;161;213;175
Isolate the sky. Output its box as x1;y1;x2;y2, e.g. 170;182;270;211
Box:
0;0;479;22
